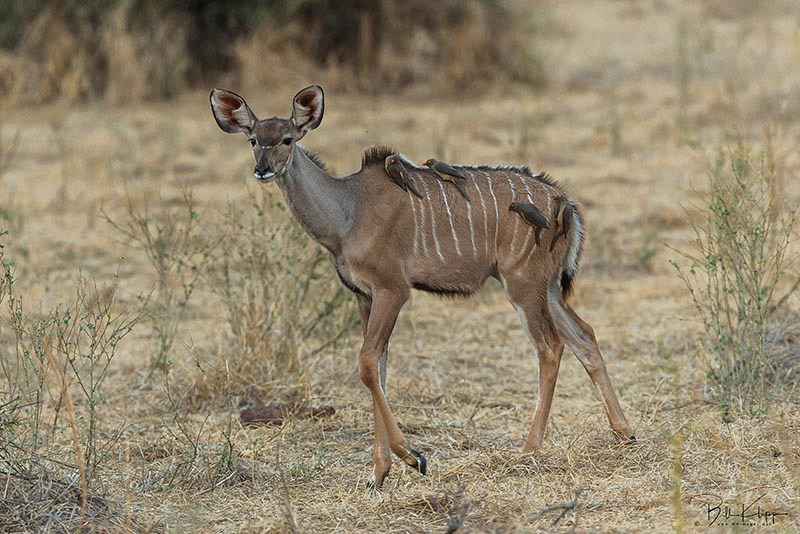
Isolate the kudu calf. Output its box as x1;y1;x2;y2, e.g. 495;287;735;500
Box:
210;85;634;488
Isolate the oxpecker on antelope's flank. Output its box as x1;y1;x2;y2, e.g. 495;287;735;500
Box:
385;155;423;199
423;158;471;202
549;194;574;252
509;201;550;247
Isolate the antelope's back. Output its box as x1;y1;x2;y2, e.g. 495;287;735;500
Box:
394;164;568;292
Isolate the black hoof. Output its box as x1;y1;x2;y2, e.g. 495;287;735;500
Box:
409;449;427;475
629;435;637;442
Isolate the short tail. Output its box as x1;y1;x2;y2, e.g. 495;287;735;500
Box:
455;181;471;202
407;178;423;199
559;203;584;300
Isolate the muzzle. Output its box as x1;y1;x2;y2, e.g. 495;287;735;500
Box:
254;164;276;183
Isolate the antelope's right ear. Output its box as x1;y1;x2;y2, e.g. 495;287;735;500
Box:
210;89;258;134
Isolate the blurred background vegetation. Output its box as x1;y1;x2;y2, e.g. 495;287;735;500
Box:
0;0;544;105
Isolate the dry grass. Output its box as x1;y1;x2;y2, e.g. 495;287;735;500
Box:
0;1;540;106
1;0;799;531
0;2;191;106
233;0;543;95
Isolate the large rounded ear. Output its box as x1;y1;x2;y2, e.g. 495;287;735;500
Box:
210;89;258;134
290;85;324;138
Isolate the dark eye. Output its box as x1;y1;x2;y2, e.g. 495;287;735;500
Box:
249;138;256;147
282;137;292;146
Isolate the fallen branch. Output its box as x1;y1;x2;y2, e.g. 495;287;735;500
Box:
527;488;588;526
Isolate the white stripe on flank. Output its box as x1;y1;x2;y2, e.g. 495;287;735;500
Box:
525;231;539;263
520;179;535;254
507;175;519;254
425;187;445;261
417;181;430;257
473;176;490;255
486;174;500;254
408;190;420;256
465;183;478;258
521;178;534;201
437;180;462;256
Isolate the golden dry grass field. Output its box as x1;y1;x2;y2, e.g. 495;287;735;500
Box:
1;1;799;532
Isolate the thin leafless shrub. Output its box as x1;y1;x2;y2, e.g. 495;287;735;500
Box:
1;238;51;477
104;186;220;371
0;245;147;531
191;186;357;404
49;270;146;475
672;136;798;415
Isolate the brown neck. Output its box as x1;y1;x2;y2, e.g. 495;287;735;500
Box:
275;147;359;255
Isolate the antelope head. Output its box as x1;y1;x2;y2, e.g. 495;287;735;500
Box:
209;85;324;182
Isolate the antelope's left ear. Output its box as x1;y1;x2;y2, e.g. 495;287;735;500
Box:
291;85;324;138
210;89;258;135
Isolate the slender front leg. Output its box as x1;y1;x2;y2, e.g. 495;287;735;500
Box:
356;294;392;488
358;288;426;485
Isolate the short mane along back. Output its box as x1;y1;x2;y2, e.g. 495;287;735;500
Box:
361;146;398;168
301;147;328;173
461;165;560;188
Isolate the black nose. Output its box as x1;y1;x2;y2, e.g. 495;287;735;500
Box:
254;164;270;176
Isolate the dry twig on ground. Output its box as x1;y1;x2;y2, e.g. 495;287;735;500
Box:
527;488;589;526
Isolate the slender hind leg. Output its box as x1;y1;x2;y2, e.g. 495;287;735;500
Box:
548;285;635;441
356;294;392;488
503;278;566;452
